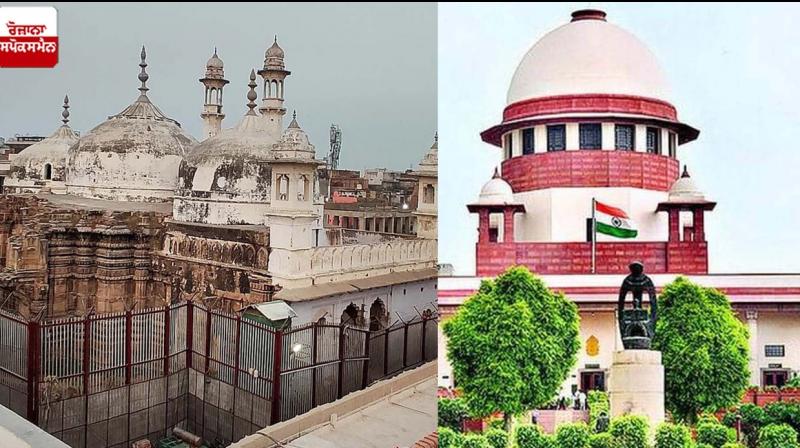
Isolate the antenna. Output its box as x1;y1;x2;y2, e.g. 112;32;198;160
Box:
327;124;342;170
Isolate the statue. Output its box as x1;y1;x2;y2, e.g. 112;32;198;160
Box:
617;261;657;350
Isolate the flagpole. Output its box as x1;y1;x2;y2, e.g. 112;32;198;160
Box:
592;198;597;274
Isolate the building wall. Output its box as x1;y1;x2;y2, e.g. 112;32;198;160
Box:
747;311;800;386
290;277;437;326
513;187;670;243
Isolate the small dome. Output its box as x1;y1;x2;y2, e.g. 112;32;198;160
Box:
416;132;437;175
10;95;77;183
66;47;198;202
476;169;515;205
206;50;223;69
272;113;316;160
265;38;284;59
668;166;705;202
507;9;671;106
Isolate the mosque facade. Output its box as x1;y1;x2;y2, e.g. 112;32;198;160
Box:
0;39;437;329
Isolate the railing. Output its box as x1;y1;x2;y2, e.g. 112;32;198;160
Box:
0;301;437;447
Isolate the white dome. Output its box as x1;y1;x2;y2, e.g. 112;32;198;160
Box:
477;172;515;205
668;167;705;202
507;11;671;105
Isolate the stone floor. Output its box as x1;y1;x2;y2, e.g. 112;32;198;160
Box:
288;377;437;448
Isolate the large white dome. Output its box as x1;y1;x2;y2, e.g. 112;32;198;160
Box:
507;10;671;106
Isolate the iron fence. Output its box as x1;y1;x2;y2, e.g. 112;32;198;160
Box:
0;300;437;447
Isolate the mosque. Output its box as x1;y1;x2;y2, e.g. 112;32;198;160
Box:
438;9;800;392
0;39;437;328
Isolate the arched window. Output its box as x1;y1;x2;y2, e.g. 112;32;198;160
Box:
340;303;359;327
276;174;289;201
298;175;310;201
423;184;435;204
43;163;52;180
369;299;388;331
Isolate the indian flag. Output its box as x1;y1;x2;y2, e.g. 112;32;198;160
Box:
594;200;637;239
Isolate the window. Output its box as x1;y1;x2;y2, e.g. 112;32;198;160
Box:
615;125;635;151
423;184;435;204
765;345;785;357
646;127;661;154
668;132;677;158
276;174;289;201
522;128;535;155
298;175;310;201
547;125;566;151
504;133;513;159
763;370;788;388
43;163;52;180
579;123;602;150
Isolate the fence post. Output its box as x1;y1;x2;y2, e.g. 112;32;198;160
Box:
421;317;427;362
311;323;318;408
233;314;241;388
402;321;409;369
270;329;283;425
26;320;40;424
383;328;389;378
204;308;212;373
361;330;371;390
186;301;193;370
125;309;132;385
337;325;346;399
83;314;91;395
164;304;171;376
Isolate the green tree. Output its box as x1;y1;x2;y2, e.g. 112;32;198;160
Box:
587;433;613;448
443;266;580;430
438;397;469;431
655;422;692;448
485;428;509;448
696;421;735;448
438;427;464;448
587;390;609;432
514;424;557;448
608;415;649;448
555;422;591;448
651;277;750;423
758;423;799;448
462;433;492;448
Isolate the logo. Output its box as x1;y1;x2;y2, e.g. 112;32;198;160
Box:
611;216;623;228
0;6;58;68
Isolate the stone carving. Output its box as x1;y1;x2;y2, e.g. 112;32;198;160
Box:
617;261;658;350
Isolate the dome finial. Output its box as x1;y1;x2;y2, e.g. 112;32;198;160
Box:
289;110;299;128
571;9;607;22
246;69;258;115
213;46;217;56
434;131;438;143
681;165;690;178
61;94;70;125
138;45;149;97
492;167;500;179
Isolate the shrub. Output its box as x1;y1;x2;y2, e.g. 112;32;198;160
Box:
758;423;799;448
587;433;613;448
555;422;591;448
723;404;770;448
695;444;714;448
485;428;509;448
587;390;610;432
514;424;556;448
696;421;735;448
462;433;492;448
764;400;800;435
654;422;692;448
487;418;505;432
720;443;745;448
438;427;463;448
438;398;469;431
608;415;649;448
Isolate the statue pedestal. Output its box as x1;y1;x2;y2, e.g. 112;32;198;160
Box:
607;350;665;426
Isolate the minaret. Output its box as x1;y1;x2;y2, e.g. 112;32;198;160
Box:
199;48;229;139
257;36;291;137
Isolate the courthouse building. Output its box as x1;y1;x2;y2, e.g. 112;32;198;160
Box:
439;9;800;392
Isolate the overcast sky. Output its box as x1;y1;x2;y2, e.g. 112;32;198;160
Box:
0;2;437;172
440;2;800;275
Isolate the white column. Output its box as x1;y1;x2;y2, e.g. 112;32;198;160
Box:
746;310;760;387
566;123;579;150
602;122;615;150
634;125;647;152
